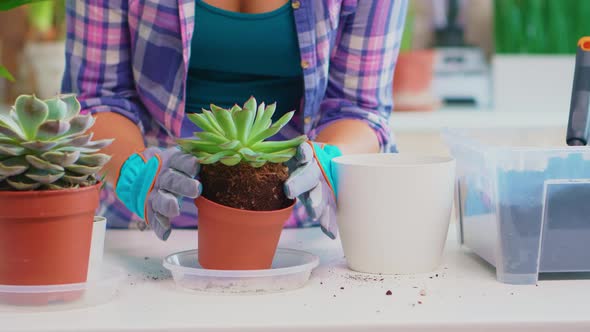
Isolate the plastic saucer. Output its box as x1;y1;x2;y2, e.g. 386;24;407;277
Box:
0;264;125;312
163;248;320;294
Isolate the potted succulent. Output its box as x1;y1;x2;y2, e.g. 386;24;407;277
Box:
0;94;112;289
178;97;307;270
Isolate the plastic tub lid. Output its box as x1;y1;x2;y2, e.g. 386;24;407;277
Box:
163;248;320;294
0;264;125;312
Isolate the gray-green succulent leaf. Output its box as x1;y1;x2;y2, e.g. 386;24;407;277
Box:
0;94;113;191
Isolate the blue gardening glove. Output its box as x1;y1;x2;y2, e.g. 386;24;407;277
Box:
115;147;201;241
284;141;342;239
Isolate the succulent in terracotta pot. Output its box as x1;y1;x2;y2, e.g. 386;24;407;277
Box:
0;94;112;297
178;97;306;270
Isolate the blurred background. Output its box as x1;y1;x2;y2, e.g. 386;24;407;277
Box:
0;0;588;147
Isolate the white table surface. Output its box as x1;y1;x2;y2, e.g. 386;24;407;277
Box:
3;226;590;332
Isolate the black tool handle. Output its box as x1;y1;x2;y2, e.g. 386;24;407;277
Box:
567;37;590;146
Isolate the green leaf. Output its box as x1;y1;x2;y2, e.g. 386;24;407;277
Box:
63;133;92;146
82;138;113;150
243;96;257;112
41;150;80;166
178;139;222;154
194;131;229;144
197;150;234;164
230;104;241;113
21;140;58;151
65;164;102;175
251;135;307;153
249;102;267;138
0;143;25;156
218;139;241;150
63;173;90;184
28;0;54;33
25;155;64;171
63;114;94;137
14;95;49;139
59;94;81;119
202;110;225;136
233;109;255;144
238;147;261;161
77;153;111;167
0;0;51;11
261;148;297;163
0;157;28;176
0;65;15;82
57;146;101;153
219;154;242;166
248;160;267;168
0;120;26;141
25;169;64;185
187;113;218;134
211;105;237;139
250;103;276;138
44;97;68;120
6;176;41;190
247;111;294;145
37;120;71;139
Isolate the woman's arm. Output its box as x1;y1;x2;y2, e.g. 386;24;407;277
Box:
61;0;146;186
315;119;379;154
312;0;408;154
91;112;145;184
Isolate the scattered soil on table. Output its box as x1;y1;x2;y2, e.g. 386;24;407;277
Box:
200;162;292;211
385;290;392;296
340;287;344;290
345;274;386;282
419;289;427;296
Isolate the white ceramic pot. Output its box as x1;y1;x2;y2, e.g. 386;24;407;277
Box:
333;154;456;274
88;216;107;279
24;41;66;99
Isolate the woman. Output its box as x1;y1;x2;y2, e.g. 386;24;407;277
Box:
62;0;407;240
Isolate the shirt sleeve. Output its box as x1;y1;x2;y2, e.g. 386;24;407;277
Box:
61;0;145;131
311;0;408;153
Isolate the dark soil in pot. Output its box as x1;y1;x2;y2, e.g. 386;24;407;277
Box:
200;162;293;211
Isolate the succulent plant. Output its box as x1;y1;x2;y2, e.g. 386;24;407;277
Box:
178;97;307;167
0;94;113;191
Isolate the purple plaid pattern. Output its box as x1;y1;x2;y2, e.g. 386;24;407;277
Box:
62;0;407;230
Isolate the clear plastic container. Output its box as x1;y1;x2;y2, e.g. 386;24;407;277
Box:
444;128;590;285
163;248;319;294
0;264;125;312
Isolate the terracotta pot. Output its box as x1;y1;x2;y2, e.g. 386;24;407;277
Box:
0;184;100;286
195;196;294;270
393;50;440;111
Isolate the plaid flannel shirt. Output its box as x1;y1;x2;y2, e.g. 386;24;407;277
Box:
62;0;407;230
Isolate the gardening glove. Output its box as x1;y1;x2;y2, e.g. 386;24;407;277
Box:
115;147;201;241
284;141;342;239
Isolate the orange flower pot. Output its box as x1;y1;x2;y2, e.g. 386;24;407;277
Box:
195;196;295;270
393;50;440;111
0;184;100;305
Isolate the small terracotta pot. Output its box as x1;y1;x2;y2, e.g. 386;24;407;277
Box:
0;184;100;288
195;196;294;270
393;50;440;111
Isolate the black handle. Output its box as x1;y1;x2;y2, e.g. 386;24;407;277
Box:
566;37;590;146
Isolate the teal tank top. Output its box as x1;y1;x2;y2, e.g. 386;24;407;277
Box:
185;0;304;120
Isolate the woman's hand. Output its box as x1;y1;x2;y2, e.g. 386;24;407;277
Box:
116;147;202;240
284;142;342;239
